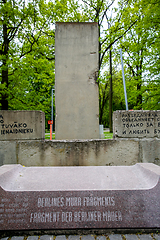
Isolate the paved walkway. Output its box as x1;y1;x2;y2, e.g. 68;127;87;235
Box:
1;233;160;240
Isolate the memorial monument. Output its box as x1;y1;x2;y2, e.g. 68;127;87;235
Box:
0;23;160;233
55;22;99;140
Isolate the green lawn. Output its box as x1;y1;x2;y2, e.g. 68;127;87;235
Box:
45;132;55;139
104;132;113;139
45;132;113;140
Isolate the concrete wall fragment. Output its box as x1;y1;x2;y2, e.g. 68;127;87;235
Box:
55;23;99;140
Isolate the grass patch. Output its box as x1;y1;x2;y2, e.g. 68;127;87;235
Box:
45;133;55;139
104;132;113;139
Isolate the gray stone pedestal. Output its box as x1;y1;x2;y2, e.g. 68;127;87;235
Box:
0;163;160;230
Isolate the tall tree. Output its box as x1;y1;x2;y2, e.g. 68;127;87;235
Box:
9;33;55;112
118;0;160;110
77;0;139;125
142;0;160;109
0;0;55;110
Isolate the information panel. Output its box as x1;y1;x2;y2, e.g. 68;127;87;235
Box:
113;110;160;138
0;111;45;140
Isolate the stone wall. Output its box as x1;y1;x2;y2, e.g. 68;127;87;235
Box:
1;138;160;167
1;110;160;167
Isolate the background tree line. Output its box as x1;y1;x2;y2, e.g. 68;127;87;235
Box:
0;0;159;129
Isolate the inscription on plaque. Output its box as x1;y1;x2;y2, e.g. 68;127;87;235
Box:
113;110;160;138
0;191;123;229
0;164;160;230
0;118;33;136
29;196;122;224
0;196;28;225
0;110;45;140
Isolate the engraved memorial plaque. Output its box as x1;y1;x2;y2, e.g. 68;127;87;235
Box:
113;110;160;138
0;164;160;230
0;111;45;140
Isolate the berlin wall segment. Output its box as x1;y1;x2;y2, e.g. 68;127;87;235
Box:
0;164;160;230
55;23;99;140
113;110;160;138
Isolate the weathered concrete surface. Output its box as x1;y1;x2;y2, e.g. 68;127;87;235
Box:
113;110;160;138
1;138;160;166
140;138;160;165
0;141;17;166
16;139;139;166
0;111;45;140
55;22;99;140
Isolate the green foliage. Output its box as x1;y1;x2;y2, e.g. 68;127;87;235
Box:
0;0;56;127
117;0;160;111
104;132;113;139
0;0;159;128
99;68;126;127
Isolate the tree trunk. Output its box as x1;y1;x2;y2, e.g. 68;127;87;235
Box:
1;11;9;110
109;48;113;132
137;83;142;108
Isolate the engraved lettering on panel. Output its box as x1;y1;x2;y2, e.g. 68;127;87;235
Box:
0;114;34;135
120;111;160;137
30;196;122;224
0;196;29;225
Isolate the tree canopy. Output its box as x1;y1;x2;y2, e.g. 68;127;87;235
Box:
0;0;159;128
